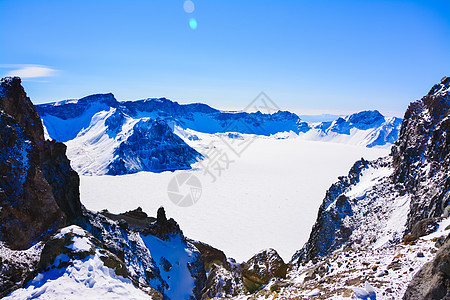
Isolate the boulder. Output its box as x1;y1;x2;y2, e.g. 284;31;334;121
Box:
403;233;450;299
201;262;244;299
190;240;229;272
411;218;440;238
242;248;287;293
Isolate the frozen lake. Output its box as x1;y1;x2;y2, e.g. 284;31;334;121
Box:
80;136;389;262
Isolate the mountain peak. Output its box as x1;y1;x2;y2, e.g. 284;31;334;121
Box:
427;76;450;98
73;92;119;107
347;110;384;125
0;76;21;97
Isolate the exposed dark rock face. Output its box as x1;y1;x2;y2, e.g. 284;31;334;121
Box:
292;77;450;265
0;77;82;250
411;218;441;239
392;76;450;231
291;159;371;262
201;262;244;299
144;206;183;240
82;207;207;299
106;119;202;175
189;240;228;272
188;240;245;299
80;210;168;293
242;248;287;293
403;233;450;300
0;77;83;297
26;225;163;299
40;140;82;220
0;243;43;297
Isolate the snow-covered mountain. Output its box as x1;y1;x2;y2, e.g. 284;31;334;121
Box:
301;110;402;147
285;76;450;298
36;94;401;175
2;76;450;299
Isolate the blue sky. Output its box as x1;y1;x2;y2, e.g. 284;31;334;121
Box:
1;0;449;116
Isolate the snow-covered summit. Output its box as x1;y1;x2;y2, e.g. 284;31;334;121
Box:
301;110;402;148
36;94;401;175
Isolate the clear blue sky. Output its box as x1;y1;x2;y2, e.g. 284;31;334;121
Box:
1;0;449;116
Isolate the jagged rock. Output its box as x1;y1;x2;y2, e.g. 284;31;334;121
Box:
189;240;229;272
292;77;450;265
144;206;183;240
106;119;202;175
190;240;245;299
82;208;208;299
14;225;162;299
123;206;148;220
403;233;450;300
0;77;82;250
0;243;43;298
411;218;440;239
392;76;450;231
101;207;155;232
201;262;244;299
292;159;369;263
39;140;82;220
80;210;168;293
242;248;287;293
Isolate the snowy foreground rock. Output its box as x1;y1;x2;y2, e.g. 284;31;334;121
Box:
1;76;450;299
36;92;401;175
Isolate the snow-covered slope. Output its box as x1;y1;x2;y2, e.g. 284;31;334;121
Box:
36;95;401;175
4;226;159;300
300;110;402;147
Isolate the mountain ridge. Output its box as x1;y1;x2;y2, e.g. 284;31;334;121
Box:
1;76;449;299
37;94;402;175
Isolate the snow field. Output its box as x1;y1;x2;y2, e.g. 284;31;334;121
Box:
80;136;389;262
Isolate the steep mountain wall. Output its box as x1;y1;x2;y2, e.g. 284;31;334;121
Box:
293;76;450;264
0;77;82;250
392;76;450;230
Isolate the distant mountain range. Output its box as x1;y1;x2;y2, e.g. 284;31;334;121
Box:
36;95;402;175
2;76;449;299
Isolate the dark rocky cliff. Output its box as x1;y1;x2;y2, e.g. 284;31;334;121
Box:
392;76;450;231
0;77;82;250
293;76;450;264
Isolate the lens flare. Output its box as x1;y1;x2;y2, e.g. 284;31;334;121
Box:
183;0;195;14
189;18;197;30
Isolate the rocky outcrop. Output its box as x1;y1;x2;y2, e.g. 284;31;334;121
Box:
201;262;244;299
107;119;201;175
0;77;84;297
291;158;374;262
81;207;207;299
293;77;450;265
403;233;450;299
0;77;82;250
8;225;163;300
242;248;287;293
392;76;450;231
189;240;228;272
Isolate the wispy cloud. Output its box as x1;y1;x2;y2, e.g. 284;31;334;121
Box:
1;64;58;79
